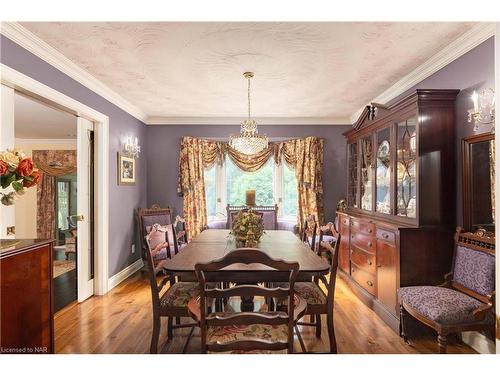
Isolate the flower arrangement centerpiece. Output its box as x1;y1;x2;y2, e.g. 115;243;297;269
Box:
230;209;265;248
0;150;41;206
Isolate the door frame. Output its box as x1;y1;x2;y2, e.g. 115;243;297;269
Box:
1;63;110;295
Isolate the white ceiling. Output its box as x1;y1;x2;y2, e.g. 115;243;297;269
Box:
19;22;475;122
15;93;77;139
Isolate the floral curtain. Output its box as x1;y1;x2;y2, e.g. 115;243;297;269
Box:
177;136;325;239
177;137;211;239
32;150;77;239
289;137;325;231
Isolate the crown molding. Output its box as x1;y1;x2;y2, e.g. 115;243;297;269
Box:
350;22;496;124
1;22;148;123
15;138;77;144
146;116;351;126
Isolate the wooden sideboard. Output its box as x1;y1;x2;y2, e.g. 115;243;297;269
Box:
0;239;54;354
338;89;459;331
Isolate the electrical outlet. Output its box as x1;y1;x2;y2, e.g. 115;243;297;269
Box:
6;226;15;236
131;244;135;254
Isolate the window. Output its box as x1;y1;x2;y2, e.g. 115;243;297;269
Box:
204;156;298;222
226;157;274;206
282;162;298;218
204;165;217;219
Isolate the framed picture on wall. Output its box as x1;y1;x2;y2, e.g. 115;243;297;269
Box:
117;153;136;185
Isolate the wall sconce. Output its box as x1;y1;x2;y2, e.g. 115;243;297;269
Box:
124;136;141;158
468;88;495;131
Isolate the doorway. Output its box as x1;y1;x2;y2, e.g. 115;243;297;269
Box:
1;65;110;300
11;92;96;310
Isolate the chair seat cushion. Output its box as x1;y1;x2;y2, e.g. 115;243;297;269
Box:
399;286;491;325
275;282;326;305
206;313;289;346
321;235;336;243
160;282;200;308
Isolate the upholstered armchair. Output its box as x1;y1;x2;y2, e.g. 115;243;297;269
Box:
399;227;495;353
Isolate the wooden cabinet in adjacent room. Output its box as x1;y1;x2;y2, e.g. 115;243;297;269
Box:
337;89;459;331
0;239;54;354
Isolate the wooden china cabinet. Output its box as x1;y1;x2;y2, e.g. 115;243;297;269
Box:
337;89;460;331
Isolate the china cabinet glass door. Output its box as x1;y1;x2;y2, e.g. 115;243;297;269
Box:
360;135;373;211
348;142;359;208
396;117;417;218
375;127;391;214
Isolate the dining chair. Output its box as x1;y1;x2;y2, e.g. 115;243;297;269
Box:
226;204;278;229
301;215;317;251
144;227;208;354
188;248;306;354
173;215;188;248
136;204;173;267
276;228;340;353
399;227;495;353
317;217;339;257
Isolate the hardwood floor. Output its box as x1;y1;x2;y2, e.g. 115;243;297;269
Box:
53;251;77;312
54;272;476;354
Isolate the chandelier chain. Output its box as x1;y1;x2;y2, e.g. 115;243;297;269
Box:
247;75;251;120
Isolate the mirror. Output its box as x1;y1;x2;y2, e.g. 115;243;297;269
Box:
462;133;495;232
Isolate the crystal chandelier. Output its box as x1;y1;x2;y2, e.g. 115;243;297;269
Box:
229;72;268;155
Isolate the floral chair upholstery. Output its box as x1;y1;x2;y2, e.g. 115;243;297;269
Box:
136;205;173;267
399;227;495;353
189;248;305;354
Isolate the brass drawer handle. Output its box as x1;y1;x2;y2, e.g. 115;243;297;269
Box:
351;235;354;239
367;241;372;247
366;281;373;287
382;233;389;239
351;268;355;273
367;229;373;233
367;260;372;266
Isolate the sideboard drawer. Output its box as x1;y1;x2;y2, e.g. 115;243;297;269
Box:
339;215;350;229
376;228;396;245
351;264;377;296
351;231;376;254
350;247;376;274
350;217;375;235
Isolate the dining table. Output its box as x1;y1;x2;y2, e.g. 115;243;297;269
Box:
161;229;330;311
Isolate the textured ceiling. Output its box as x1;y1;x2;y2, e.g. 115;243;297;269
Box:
20;22;474;121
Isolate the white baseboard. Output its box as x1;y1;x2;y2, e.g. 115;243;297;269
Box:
107;258;144;291
461;332;495;354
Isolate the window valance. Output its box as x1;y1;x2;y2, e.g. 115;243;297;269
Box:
177;136;324;239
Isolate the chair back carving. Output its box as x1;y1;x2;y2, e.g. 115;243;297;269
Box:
193;248;300;353
451;227;495;304
301;215;317;250
226;204;278;230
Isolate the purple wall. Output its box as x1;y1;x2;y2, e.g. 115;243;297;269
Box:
146;124;351;223
390;36;495;226
1;35;147;277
